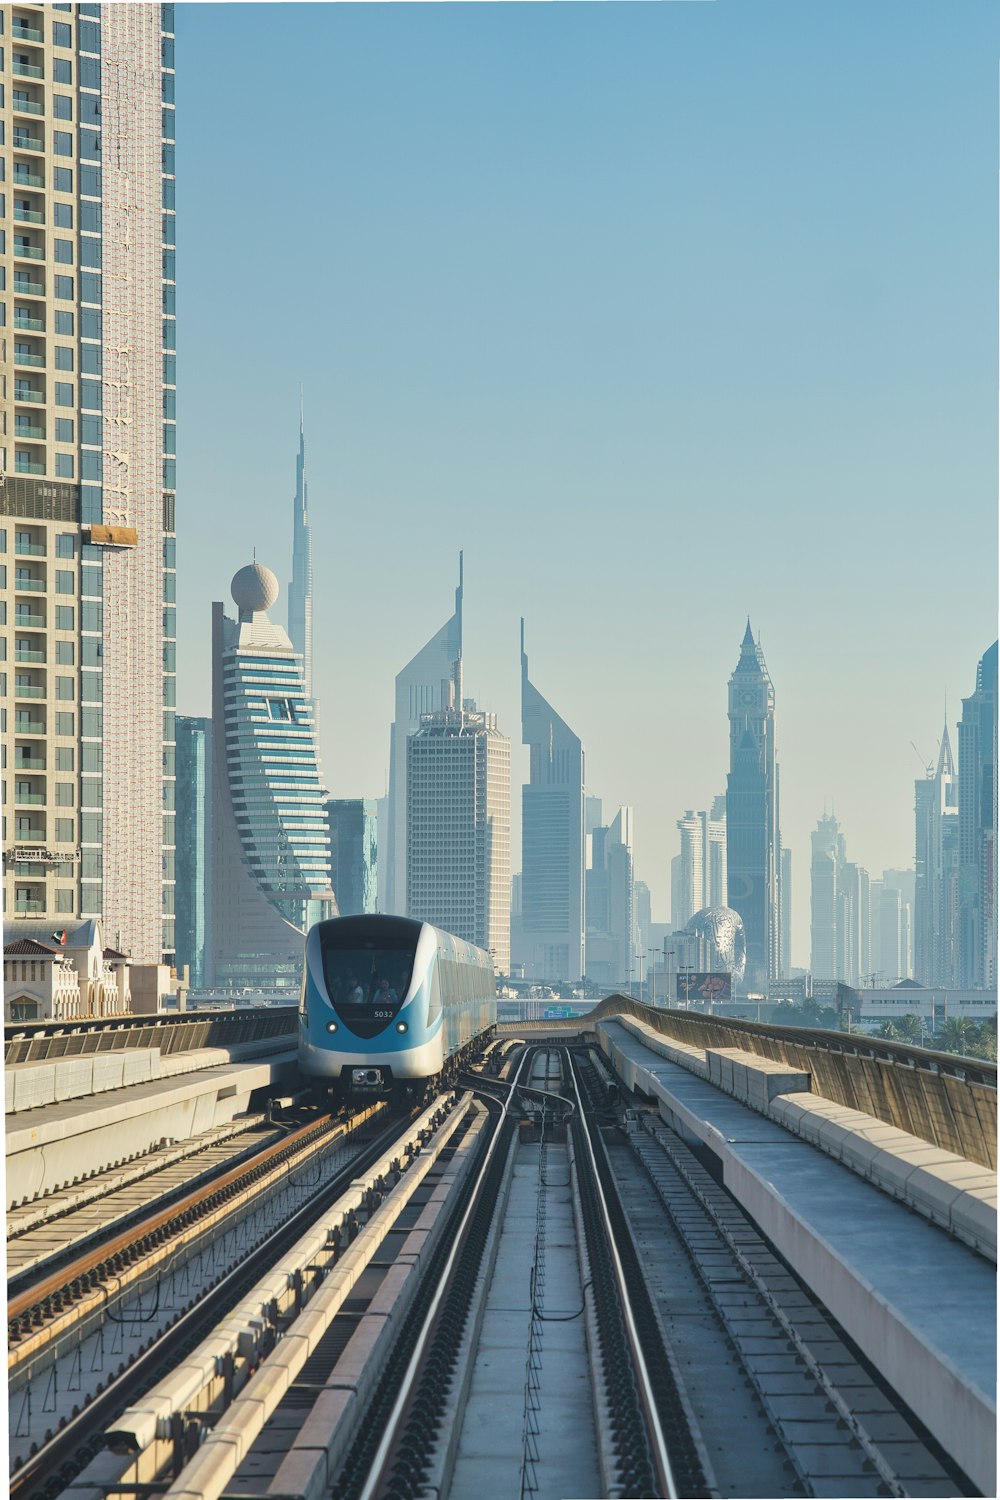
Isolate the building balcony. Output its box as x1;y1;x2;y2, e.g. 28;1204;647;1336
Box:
15;829;46;842
13;170;44;188
14;613;46;627
14;576;45;591
14;755;46;769
14;788;46;802
15;204;44;221
15;460;46;476
14;687;46;702
15;352;45;368
15;540;46;557
13;98;44;117
12;61;44;80
14;389;44;405
15;314;45;331
13;279;45;298
14;243;45;261
15;718;47;734
14;423;45;439
15;650;46;664
14;899;46;914
12;23;45;42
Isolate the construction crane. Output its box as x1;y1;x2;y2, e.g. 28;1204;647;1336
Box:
910;741;933;777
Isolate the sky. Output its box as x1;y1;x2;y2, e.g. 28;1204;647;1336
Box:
175;0;998;968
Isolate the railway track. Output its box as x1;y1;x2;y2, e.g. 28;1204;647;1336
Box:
8;1102;412;1500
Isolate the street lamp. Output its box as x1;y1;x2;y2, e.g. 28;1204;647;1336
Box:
647;949;658;1007
666;949;675;1009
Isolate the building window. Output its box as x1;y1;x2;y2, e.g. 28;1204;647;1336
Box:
56;746;74;770
53;164;73;190
53;22;72;47
54;239;74;266
56;675;74;700
54;130;73;157
56;782;74;805
55;276;74;300
56;888;74;913
53;93;72;120
56;453;75;478
56;533;75;558
56;712;74;736
56;641;74;665
53;59;72;85
55;605;74;630
55;417;74;442
55;345;74;369
55;313;74;337
55;817;74;841
55;382;73;407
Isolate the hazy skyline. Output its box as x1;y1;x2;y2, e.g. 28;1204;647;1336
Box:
175;1;997;965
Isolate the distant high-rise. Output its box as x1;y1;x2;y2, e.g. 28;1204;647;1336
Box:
519;621;585;982
914;725;960;986
1;3;177;964
386;556;463;916
585;806;634;986
726;622;781;989
327;799;378;917
810;812;844;980
176;717;212;989
780;847;792;977
288;395;313;701
406;660;510;969
958;642;998;988
673;800;726;931
209;563;334;993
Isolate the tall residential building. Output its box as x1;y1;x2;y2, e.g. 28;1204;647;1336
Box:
385;555;463;916
958;641;998;988
726;621;780;989
405;660;510;970
913;725;959;987
519;619;585;982
1;3;176;964
287;394;312;701
327;798;378;917
208;563;334;993
837;861;870;985
672;798;726;931
175;716;211;989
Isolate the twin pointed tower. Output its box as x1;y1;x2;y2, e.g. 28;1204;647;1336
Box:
288;394;313;702
726;621;782;990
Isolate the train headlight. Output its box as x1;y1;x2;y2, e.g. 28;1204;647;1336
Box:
396;1021;408;1034
326;1021;338;1033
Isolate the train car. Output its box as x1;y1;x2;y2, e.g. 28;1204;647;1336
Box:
298;914;496;1101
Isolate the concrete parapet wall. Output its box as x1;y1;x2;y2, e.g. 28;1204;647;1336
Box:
5;1049;161;1113
5;1054;296;1207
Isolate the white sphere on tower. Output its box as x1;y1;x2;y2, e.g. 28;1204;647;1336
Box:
231;562;279;618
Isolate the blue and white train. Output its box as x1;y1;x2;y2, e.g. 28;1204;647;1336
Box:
298;915;496;1101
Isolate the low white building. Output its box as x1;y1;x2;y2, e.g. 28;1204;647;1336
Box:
3;918;131;1023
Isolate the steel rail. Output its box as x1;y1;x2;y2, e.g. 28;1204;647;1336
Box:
355;1051;532;1500
8;1110;353;1323
566;1050;679;1500
8;1109;416;1500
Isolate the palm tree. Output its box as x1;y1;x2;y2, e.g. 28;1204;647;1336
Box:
875;1019;901;1041
895;1013;925;1045
936;1016;974;1056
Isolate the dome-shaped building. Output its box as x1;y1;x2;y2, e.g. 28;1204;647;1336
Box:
686;905;746;983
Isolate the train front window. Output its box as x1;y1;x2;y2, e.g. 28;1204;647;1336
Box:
322;948;414;1019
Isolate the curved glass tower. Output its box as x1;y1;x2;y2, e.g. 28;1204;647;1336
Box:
208;563;333;993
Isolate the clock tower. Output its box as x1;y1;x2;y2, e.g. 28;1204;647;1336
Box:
726;620;782;990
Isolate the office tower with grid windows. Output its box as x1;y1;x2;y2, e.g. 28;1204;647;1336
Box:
208;563;334;994
0;2;177;965
958;641;998;989
406;660;510;971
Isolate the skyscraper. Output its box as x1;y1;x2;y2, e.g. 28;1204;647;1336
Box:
810;812;844;980
175;716;211;989
406;661;510;969
726;622;780;989
913;725;960;987
385;555;463;916
958;641;998;988
287;394;313;702
208;563;334;993
519;620;585;982
327;798;378;917
1;4;176;964
780;846;792;977
585;806;634;986
673;800;727;931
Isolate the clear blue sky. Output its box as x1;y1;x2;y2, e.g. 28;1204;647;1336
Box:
175;1;998;966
